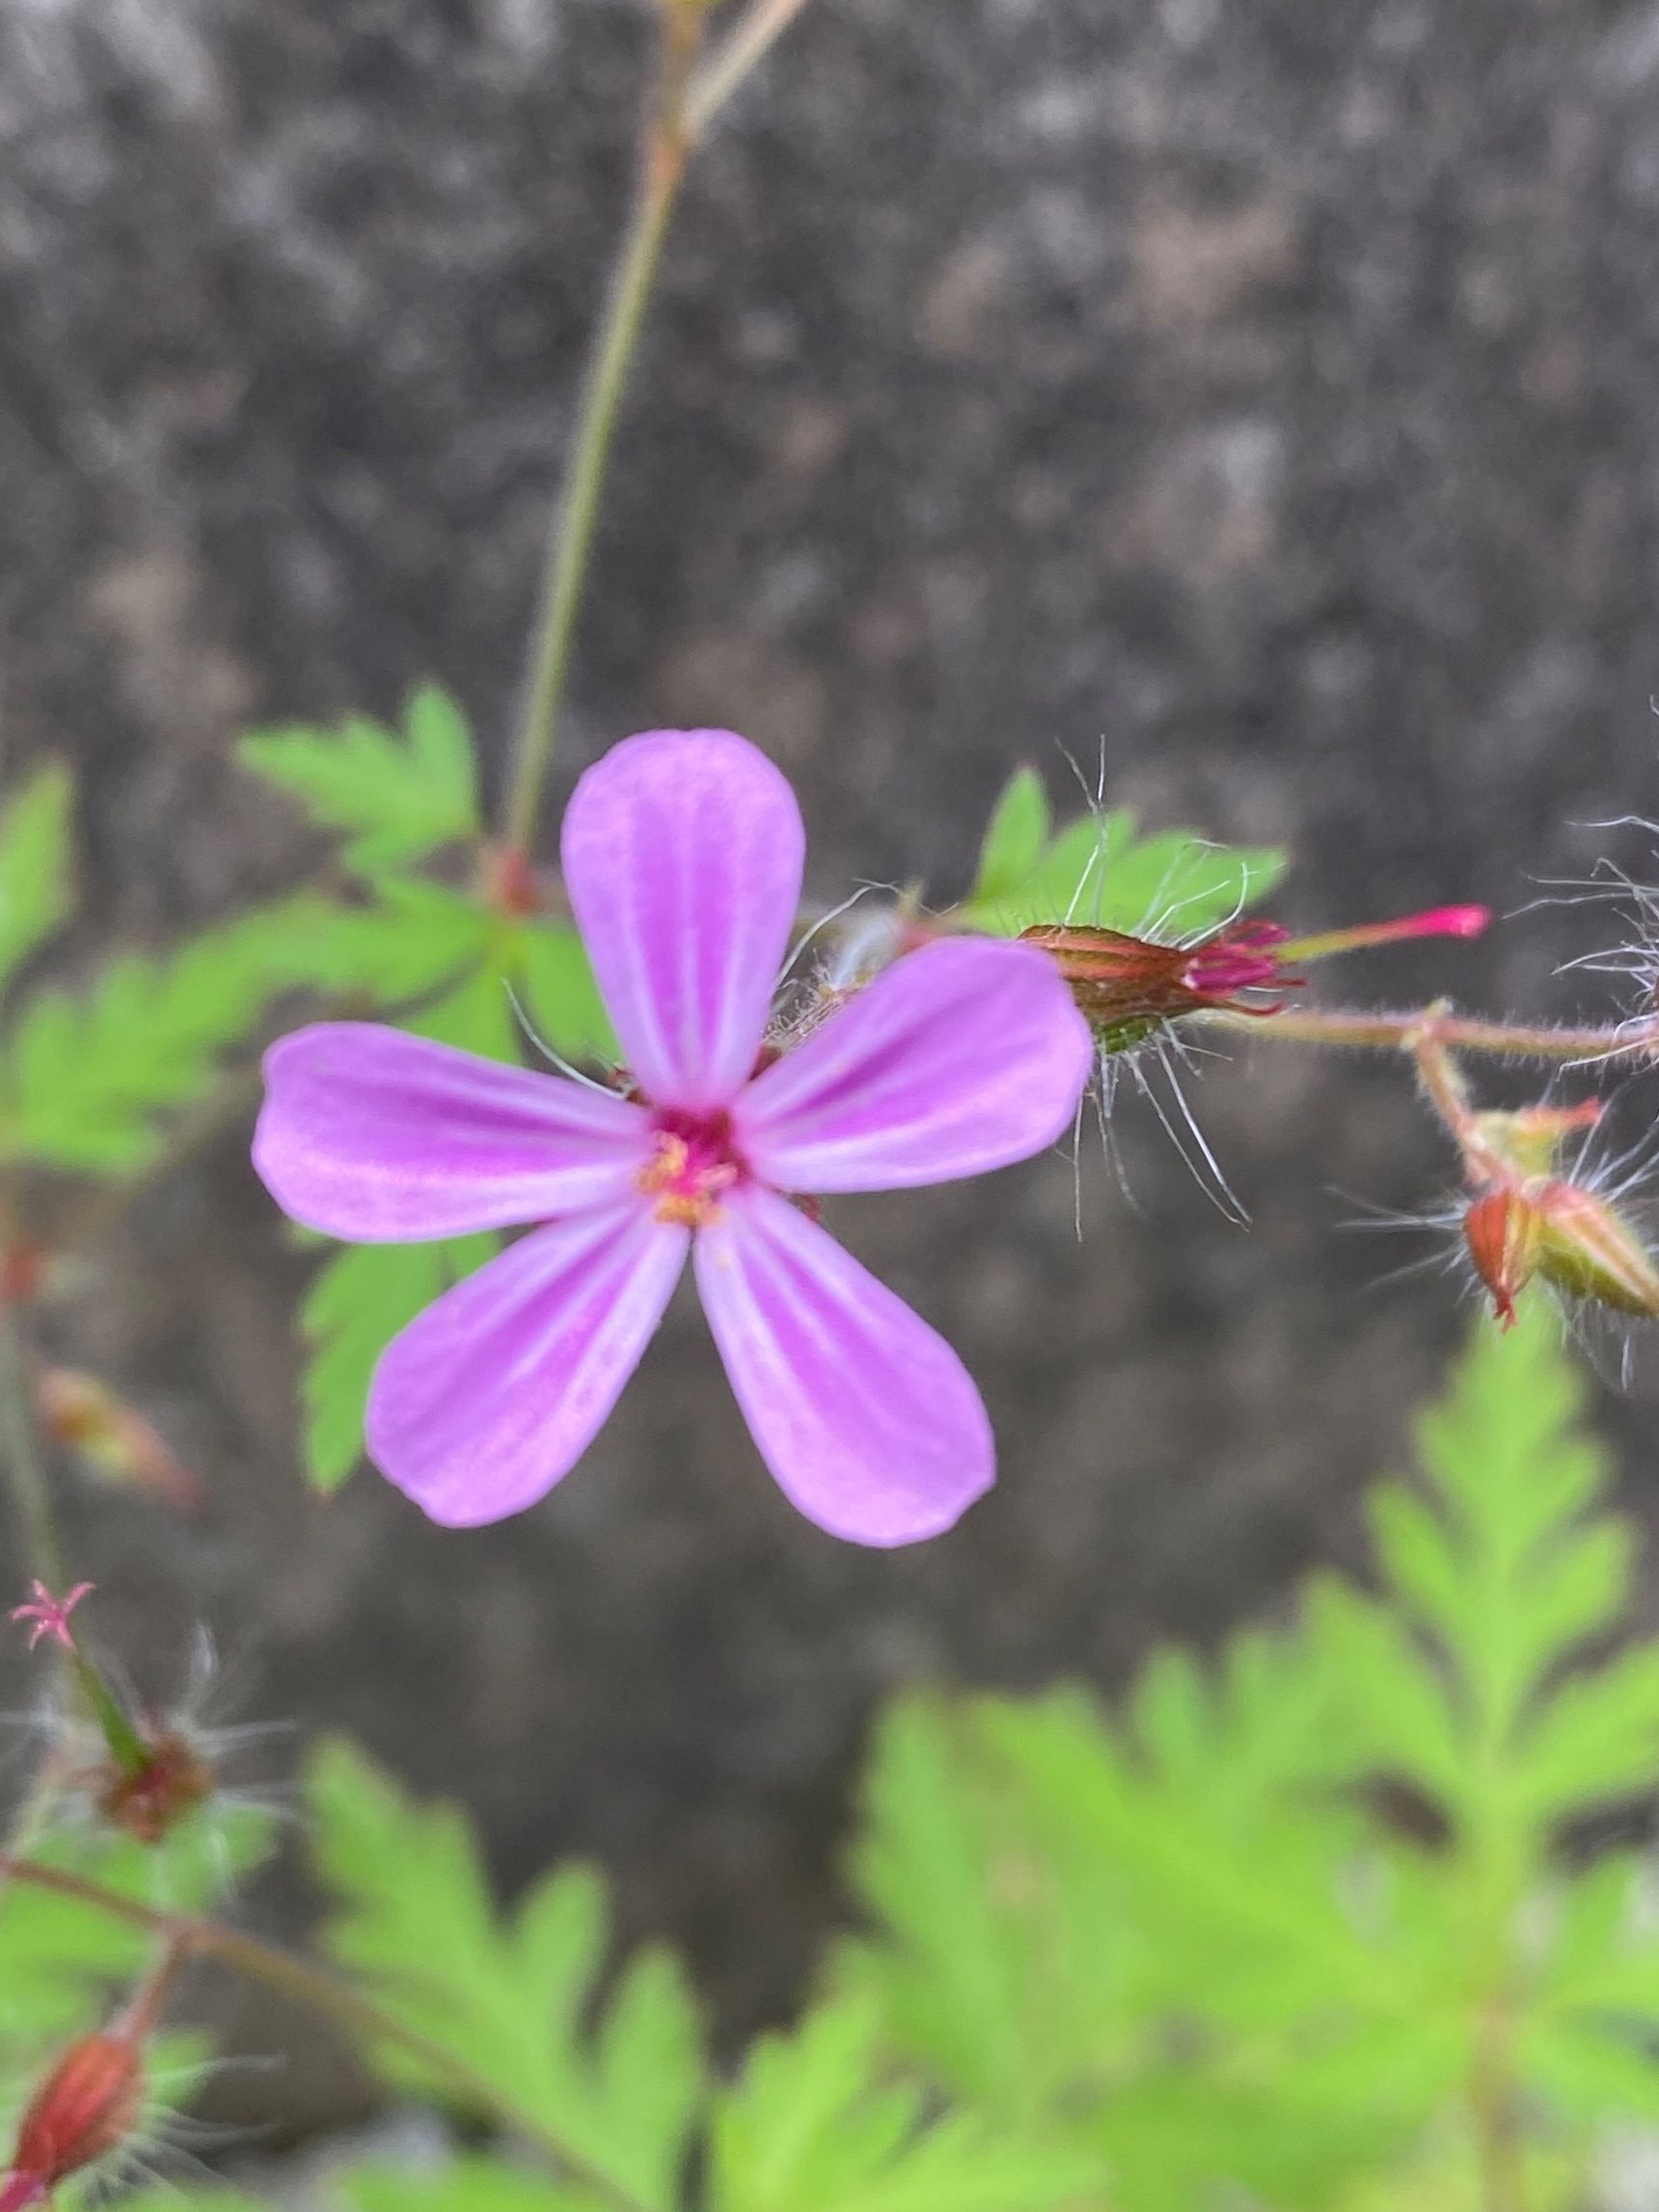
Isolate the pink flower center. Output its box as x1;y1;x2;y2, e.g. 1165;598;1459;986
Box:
637;1109;748;1229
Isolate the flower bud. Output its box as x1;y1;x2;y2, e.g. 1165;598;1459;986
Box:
5;2034;143;2197
1463;1188;1543;1329
1021;919;1296;1050
0;1949;175;2211
95;1724;215;1847
34;1369;200;1512
1463;1176;1659;1328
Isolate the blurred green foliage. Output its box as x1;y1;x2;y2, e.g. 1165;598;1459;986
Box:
12;1310;1659;2208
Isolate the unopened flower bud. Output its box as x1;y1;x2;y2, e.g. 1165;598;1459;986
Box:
1021;919;1297;1050
0;1954;174;2206
1464;1176;1659;1328
35;1370;200;1512
95;1724;214;1847
1463;1188;1543;1329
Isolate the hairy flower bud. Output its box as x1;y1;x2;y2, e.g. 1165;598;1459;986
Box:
0;1953;174;2208
1463;1188;1543;1329
1021;919;1297;1051
6;2034;143;2194
1463;1175;1659;1329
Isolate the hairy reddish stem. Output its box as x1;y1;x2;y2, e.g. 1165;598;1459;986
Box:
1211;1004;1659;1064
0;1856;651;2212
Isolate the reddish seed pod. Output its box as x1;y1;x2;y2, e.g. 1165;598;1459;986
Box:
95;1726;215;1847
2;2030;144;2200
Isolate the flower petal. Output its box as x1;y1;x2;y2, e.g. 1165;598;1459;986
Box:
561;729;804;1112
694;1186;993;1545
255;1024;652;1240
367;1204;688;1526
736;938;1092;1192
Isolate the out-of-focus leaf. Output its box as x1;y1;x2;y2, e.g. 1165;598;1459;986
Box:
309;1740;703;2212
0;765;73;994
298;1233;496;1492
958;798;1284;942
238;685;478;876
971;769;1051;906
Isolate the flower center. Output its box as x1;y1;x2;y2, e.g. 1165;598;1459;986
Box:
637;1109;748;1229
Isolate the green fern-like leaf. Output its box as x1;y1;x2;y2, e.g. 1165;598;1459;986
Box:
710;1992;1104;2212
0;896;405;1174
309;1740;703;2212
298;1233;497;1492
239;686;479;876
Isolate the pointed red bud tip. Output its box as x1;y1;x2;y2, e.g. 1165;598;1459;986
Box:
1277;905;1493;965
1393;904;1491;942
1464;1188;1540;1329
5;2032;144;2198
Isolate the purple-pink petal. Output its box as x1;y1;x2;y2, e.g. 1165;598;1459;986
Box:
694;1186;993;1545
561;729;804;1113
254;1024;654;1242
367;1204;689;1526
736;938;1092;1193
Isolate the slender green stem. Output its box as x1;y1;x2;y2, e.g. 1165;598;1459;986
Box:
502;133;689;857
500;0;820;857
0;1854;653;2212
1211;1003;1659;1064
683;0;817;138
0;1307;63;1593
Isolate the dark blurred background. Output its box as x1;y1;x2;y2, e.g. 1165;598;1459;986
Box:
5;0;1659;2133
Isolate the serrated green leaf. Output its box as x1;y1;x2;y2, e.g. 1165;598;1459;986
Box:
0;895;403;1175
957;796;1284;942
509;923;615;1063
239;686;478;876
310;1740;702;2211
711;1993;1103;2212
299;1234;496;1491
971;770;1051;905
0;764;73;993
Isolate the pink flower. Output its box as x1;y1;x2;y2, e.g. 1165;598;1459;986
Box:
254;729;1092;1544
10;1578;94;1653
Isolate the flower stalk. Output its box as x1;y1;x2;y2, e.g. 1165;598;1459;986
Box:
1210;1003;1659;1065
502;0;819;857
